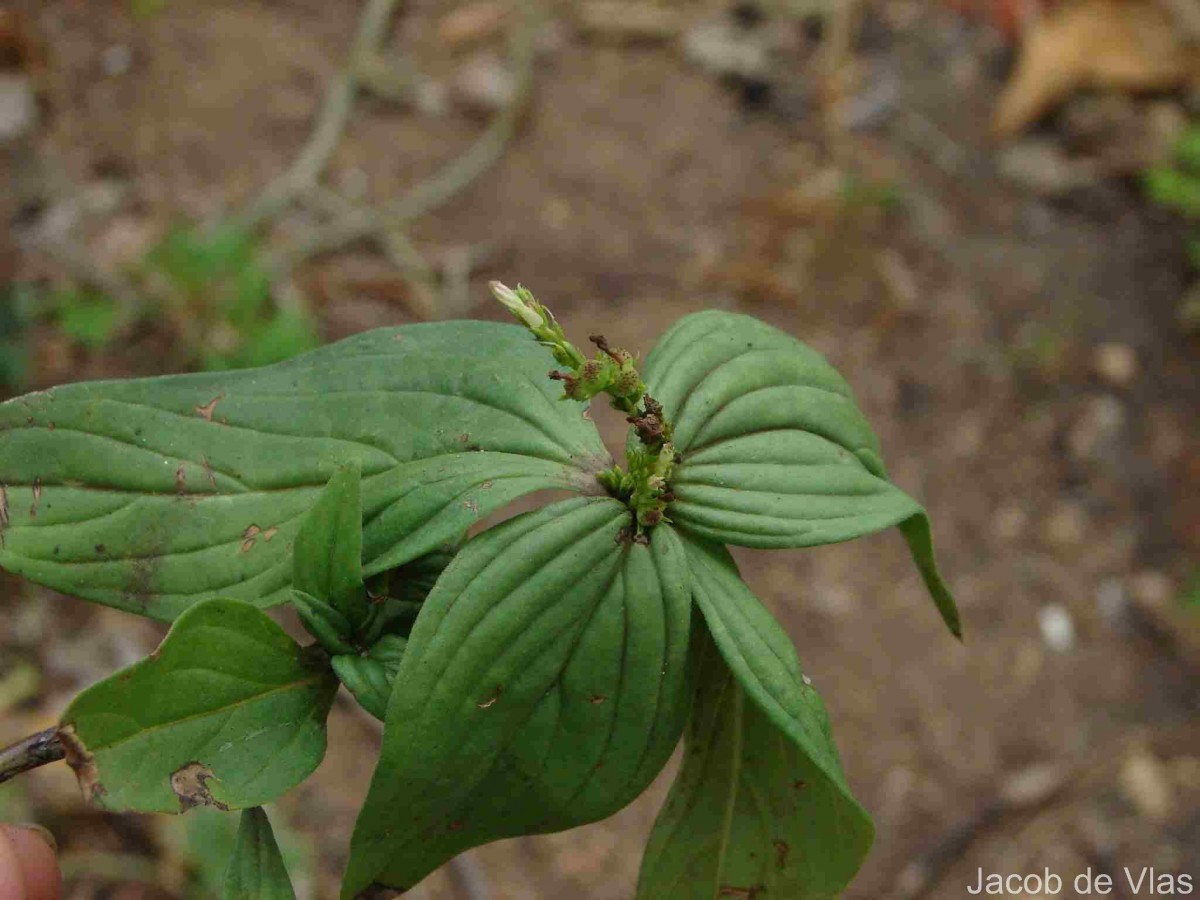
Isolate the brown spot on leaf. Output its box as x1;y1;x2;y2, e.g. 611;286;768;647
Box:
774;840;789;870
793;779;808;791
481;480;493;489
0;484;8;546
200;457;218;490
718;887;762;899
588;694;608;704
194;395;224;422
262;526;279;542
463;498;480;514
94;543;106;554
170;762;229;811
29;478;41;518
476;686;503;709
448;820;466;832
175;465;187;493
128;554;163;611
58;724;106;805
241;524;261;553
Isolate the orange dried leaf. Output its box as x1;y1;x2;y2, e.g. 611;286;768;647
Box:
995;0;1199;139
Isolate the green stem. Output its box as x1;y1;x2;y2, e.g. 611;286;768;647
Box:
490;282;677;530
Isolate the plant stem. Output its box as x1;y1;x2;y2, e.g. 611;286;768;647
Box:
489;282;678;530
0;727;64;785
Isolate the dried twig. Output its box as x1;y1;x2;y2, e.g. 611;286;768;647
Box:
0;727;64;785
238;0;406;229
275;0;538;275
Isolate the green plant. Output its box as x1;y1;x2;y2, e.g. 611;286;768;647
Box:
1146;125;1200;221
52;288;123;349
0;284;38;392
1146;124;1200;327
145;223;320;371
0;283;958;898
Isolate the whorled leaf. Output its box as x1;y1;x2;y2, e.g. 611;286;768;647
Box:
637;628;872;900
343;498;695;897
331;633;408;720
222;807;296;900
59;598;338;813
292;589;356;656
0;322;608;620
642;310;959;635
293;462;367;636
656;534;875;889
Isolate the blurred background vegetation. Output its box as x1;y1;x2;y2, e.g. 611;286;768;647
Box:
0;0;1197;897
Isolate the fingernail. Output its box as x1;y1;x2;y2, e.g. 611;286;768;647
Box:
17;824;56;852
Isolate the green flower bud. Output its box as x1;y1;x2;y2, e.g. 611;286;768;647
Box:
490;281;545;330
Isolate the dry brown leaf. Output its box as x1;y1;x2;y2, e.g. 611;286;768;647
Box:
994;0;1200;139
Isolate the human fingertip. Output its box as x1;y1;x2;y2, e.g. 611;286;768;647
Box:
0;824;61;900
14;826;55;854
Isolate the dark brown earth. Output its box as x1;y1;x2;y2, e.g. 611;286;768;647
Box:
1;1;1198;898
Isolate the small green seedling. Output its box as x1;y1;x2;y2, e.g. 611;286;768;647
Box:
1146;123;1200;318
0;283;959;898
145;223;320;371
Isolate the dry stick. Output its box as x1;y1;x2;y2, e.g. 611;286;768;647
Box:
0;727;64;786
273;0;538;276
820;0;860;82
238;0;406;230
301;186;441;318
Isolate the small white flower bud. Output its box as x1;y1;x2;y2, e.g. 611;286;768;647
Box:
490;281;544;329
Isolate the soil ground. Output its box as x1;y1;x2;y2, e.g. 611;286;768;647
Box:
1;1;1198;898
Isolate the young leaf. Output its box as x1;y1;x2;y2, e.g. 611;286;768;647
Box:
673;534;874;874
293;462;367;634
0;322;609;620
332;634;408;720
292;590;356;656
343;499;695;897
642;310;959;635
222;807;296;900
59;598;338;813
358;544;459;646
638;631;872;900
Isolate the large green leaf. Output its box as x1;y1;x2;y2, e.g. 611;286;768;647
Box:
638;629;872;899
58;598;338;813
343;498;695;897
643;311;959;635
667;534;874;884
223;807;296;900
0;322;609;619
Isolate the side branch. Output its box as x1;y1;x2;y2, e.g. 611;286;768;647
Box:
0;728;65;785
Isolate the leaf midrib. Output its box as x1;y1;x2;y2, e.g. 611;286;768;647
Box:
712;679;743;900
74;669;332;754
